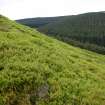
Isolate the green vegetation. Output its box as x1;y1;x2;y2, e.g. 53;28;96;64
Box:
17;12;105;54
1;15;105;105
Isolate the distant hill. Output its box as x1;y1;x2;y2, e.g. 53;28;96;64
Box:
16;16;70;28
1;15;105;105
17;12;105;54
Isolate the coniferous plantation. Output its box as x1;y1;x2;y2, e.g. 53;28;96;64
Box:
17;12;105;54
1;14;105;105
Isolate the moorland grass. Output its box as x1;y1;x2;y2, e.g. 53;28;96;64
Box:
0;16;105;105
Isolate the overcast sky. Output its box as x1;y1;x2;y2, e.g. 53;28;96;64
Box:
0;0;105;20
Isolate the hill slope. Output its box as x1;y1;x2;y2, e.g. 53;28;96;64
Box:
17;12;105;54
1;15;105;105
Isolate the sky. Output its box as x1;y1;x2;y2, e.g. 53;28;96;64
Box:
0;0;105;20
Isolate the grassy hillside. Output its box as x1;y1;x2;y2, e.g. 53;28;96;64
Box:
1;15;105;105
17;12;105;54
